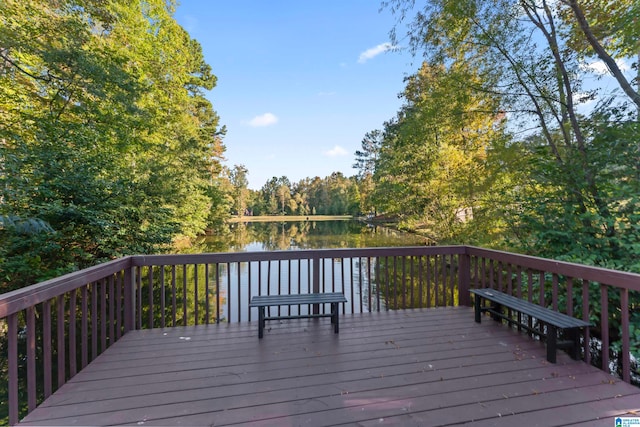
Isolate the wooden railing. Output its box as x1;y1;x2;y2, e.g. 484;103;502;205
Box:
1;246;638;424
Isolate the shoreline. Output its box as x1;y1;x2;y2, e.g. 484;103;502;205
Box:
227;215;354;223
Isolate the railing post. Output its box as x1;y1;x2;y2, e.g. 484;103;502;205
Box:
458;252;471;306
124;266;136;332
8;312;18;426
312;255;320;314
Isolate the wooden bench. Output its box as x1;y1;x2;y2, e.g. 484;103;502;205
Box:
470;288;591;363
249;292;347;339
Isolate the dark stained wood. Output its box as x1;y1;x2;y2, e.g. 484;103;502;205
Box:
19;308;639;426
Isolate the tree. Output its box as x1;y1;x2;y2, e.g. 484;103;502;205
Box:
383;0;639;256
559;0;640;109
354;130;383;216
383;0;640;360
370;61;504;242
229;164;249;216
0;0;226;290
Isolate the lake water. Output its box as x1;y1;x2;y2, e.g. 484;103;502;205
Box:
195;219;429;252
181;220;431;321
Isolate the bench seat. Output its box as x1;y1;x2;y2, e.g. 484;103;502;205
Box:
249;292;347;338
470;288;591;363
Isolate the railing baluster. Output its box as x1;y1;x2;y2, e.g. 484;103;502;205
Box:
226;262;231;322
159;267;165;329
392;256;397;309
215;263;220;323
444;255;449;306
136;267;142;330
182;264;187;325
205;263;210;324
552;273;559;311
296;260;302;315
489;259;494;289
450;255;455;306
472;256;478;289
600;284;609;373
458;253;470;307
418;256;423;308
566;277;573;316
116;272;122;339
339;257;344;295
582;279;591;364
376;256;381;311
267;260;272;297
8;312;18;426
278;260;282;317
27;306;36;411
351;257;356;313
147;268;154;328
236;262;241;322
109;275;115;344
287;260;292;316
426;255;431;308
401;256;406;309
81;286;88;369
434;256;439;307
620;288;630;383
57;295;66;389
412;255;417;307
538;271;545;307
69;289;77;377
43;300;52;399
100;279;107;351
171;265;177;327
194;264;199;325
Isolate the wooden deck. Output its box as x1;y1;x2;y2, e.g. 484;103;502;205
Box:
19;307;640;426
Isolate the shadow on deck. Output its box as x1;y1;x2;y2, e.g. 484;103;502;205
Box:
19;308;640;426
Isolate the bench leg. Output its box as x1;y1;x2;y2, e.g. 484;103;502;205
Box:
332;302;339;333
258;307;265;339
568;328;580;360
517;312;522;332
491;303;503;323
546;324;557;363
474;294;482;323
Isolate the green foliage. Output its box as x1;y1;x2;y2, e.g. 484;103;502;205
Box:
0;0;227;292
369;61;506;243
250;173;361;217
382;0;640;369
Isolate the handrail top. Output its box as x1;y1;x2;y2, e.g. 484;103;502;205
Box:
465;246;640;291
0;257;133;318
131;245;467;266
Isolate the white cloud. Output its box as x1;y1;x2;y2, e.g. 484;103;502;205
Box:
358;42;395;63
324;145;348;157
248;113;279;127
583;59;631;75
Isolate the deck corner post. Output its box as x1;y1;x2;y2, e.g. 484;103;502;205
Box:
458;252;471;306
124;265;136;333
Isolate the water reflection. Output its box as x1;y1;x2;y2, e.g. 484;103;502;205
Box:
195;220;428;252
173;220;434;322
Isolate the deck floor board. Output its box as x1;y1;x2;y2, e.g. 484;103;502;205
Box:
19;307;640;426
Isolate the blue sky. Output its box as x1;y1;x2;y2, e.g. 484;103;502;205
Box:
174;1;417;189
